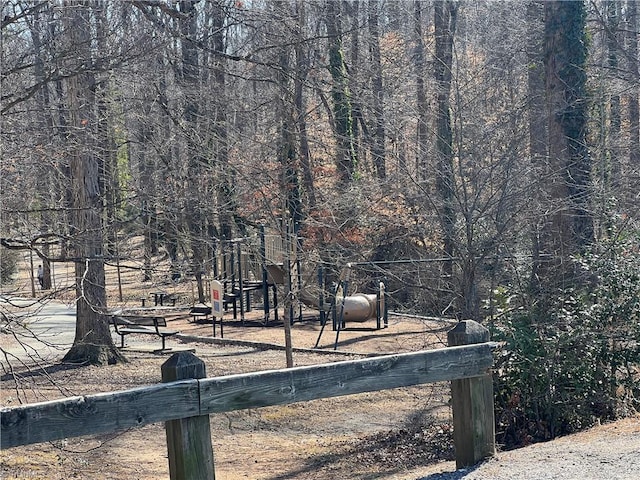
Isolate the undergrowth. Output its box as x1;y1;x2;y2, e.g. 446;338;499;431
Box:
488;237;640;448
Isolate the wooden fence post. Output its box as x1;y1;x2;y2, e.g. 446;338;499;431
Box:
162;352;215;480
447;320;495;469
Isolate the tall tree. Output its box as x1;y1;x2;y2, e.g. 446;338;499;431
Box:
325;0;357;183
368;0;386;179
293;0;316;209
434;0;458;276
536;0;593;289
179;0;208;302
26;3;56;291
414;0;429;185
208;0;235;242
626;0;639;203
527;0;548;291
94;0;119;256
605;0;622;189
274;0;303;227
345;0;362;164
61;0;124;365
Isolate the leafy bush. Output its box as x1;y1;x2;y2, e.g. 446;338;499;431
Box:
488;240;640;449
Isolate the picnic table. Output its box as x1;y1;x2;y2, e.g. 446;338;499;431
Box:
150;291;176;307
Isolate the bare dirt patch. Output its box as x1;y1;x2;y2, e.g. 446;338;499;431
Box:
3;257;638;479
1;305;461;480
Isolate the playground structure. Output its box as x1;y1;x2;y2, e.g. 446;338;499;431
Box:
208;226;286;324
208;226;388;334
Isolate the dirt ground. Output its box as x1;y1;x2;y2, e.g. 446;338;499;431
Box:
1;297;462;480
3;256;638;479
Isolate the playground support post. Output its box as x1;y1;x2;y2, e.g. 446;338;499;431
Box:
260;226;272;323
318;266;326;326
333;280;348;350
236;241;245;324
282;220;295;367
376;280;388;329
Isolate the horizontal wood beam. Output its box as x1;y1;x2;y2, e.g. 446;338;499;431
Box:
198;343;494;413
1;343;494;449
1;380;199;449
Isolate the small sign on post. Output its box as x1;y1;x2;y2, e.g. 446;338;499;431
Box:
211;280;223;318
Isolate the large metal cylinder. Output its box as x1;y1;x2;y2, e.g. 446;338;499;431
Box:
341;293;378;322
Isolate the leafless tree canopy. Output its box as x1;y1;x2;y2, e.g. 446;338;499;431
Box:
1;1;639;365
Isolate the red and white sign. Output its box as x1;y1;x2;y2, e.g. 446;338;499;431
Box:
211;280;223;317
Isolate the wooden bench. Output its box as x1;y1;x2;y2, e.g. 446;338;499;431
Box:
189;305;212;323
111;315;178;351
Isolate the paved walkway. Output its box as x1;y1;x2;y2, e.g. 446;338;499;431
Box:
1;296;78;363
0;296;192;365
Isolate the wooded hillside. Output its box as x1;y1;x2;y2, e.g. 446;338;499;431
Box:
1;0;639;444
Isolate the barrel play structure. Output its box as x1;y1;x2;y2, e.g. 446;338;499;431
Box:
340;293;378;322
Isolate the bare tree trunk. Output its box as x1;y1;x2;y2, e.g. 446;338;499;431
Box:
368;0;386;179
294;0;316;209
61;1;124;365
95;1;119;257
326;0;357;184
210;1;234;242
626;0;639;205
345;0;361;164
180;0;206;302
434;1;458;277
606;1;622;186
28;6;54;290
527;0;548;292
156;55;177;263
414;0;429;185
138;96;156;282
274;1;303;228
537;1;593;289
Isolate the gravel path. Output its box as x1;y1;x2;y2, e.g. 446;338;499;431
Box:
419;417;640;480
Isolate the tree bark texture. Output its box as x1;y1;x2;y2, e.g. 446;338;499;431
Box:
210;1;235;242
434;0;458;276
326;0;357;184
368;0;386;179
626;0;639;204
414;0;430;185
275;1;303;227
180;0;206;302
527;0;548;292
294;0;316;209
62;0;124;365
538;0;593;288
28;6;55;291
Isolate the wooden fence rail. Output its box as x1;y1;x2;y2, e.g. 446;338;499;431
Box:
1;320;496;477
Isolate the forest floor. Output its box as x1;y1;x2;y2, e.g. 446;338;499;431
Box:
1;303;464;480
1;255;639;479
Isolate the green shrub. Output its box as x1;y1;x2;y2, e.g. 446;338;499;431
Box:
489;240;640;448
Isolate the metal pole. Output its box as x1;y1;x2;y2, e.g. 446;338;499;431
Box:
260;226;270;322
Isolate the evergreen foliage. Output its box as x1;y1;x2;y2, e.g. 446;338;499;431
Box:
490;233;640;448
